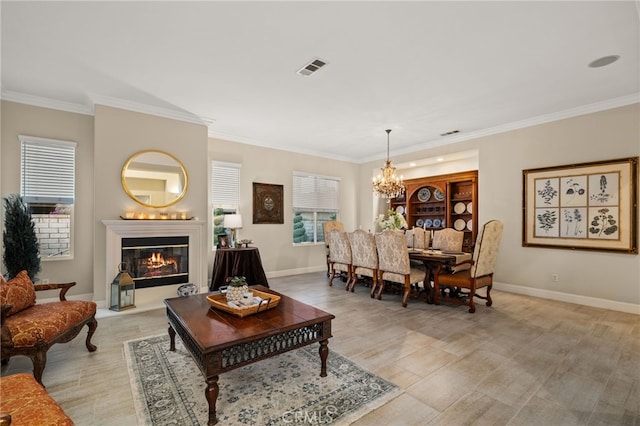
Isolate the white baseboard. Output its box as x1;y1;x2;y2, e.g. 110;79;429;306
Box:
266;266;326;278
493;281;640;315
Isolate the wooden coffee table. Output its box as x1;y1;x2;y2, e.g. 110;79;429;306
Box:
164;286;335;425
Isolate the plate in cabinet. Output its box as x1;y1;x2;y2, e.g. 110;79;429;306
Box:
433;189;445;201
416;218;424;227
417;187;431;202
454;219;466;231
466;202;473;213
395;205;405;215
467;220;473;231
424;219;433;228
454;202;466;214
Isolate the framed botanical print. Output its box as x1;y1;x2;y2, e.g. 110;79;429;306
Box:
523;157;638;254
253;182;284;224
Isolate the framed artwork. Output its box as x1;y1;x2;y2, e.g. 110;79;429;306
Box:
253;182;284;224
523;157;638;254
217;235;229;249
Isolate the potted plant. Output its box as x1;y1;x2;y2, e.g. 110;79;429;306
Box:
225;276;248;302
3;194;41;280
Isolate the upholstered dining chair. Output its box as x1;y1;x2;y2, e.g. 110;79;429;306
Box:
432;228;464;252
405;227;430;250
433;220;504;313
348;230;378;295
323;220;345;276
327;229;352;288
374;229;425;307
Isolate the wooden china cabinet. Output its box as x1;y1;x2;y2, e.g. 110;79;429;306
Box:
390;170;478;252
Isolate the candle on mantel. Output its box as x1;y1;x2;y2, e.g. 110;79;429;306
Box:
180;212;187;220
125;212;135;219
137;212;145;220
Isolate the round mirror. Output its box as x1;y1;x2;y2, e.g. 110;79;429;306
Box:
121;150;189;208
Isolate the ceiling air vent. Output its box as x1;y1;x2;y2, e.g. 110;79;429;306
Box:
297;58;328;76
440;130;460;136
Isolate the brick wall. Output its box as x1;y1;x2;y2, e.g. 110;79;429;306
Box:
33;214;71;258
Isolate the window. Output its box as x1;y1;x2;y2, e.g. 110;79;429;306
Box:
20;135;76;260
292;172;340;244
211;161;241;248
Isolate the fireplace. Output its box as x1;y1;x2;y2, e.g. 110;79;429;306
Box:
103;219;205;310
121;236;189;289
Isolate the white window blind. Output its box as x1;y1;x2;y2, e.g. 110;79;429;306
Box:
293;172;340;212
20;135;76;204
211;161;241;209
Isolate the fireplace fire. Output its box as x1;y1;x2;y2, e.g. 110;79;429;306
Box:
121;236;189;289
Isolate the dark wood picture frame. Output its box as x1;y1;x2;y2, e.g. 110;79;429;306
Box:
217;234;229;249
523;157;638;254
253;182;284;224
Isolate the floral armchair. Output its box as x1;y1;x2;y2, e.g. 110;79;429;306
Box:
374;230;425;307
0;270;98;385
327;230;352;288
433;220;504;313
348;230;378;294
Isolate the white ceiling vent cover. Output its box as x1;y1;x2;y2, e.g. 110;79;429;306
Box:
297;58;328;76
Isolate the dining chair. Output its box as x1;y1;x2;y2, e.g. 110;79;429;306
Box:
374;229;425;307
323;220;345;276
432;228;464;252
433;220;504;313
348;230;378;294
327;229;352;288
405;227;430;250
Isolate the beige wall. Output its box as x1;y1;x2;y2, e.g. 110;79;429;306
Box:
208;137;359;277
359;103;640;310
92;105;209;303
1;101;95;296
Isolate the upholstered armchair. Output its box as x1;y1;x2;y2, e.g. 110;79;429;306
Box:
0;271;98;385
327;229;352;288
433;220;504;313
374;230;424;307
432;228;464;252
322;220;345;276
348;230;378;294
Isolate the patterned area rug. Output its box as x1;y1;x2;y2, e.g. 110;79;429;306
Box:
124;334;402;425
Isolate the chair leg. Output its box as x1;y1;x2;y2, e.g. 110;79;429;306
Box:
401;278;411;308
85;317;98;352
31;351;47;385
376;280;385;300
485;283;493;307
328;264;335;286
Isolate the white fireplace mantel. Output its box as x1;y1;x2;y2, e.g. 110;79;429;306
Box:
102;219;206;310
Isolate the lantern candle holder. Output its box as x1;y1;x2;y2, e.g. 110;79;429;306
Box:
110;262;136;311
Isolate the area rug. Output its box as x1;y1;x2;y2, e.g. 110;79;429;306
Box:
124;334;402;425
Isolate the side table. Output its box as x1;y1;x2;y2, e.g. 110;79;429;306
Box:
210;246;269;291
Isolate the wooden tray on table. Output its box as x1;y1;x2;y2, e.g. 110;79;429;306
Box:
206;289;280;318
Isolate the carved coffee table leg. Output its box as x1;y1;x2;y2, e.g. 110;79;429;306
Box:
319;339;329;377
206;375;220;425
168;326;176;351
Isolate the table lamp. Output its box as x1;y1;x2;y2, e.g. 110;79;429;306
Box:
224;214;243;248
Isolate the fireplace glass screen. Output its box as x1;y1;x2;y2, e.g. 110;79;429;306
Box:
121;236;189;289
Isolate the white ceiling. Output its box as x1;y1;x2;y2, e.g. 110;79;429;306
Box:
2;1;639;163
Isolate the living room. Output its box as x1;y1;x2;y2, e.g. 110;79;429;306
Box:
1;1;639;424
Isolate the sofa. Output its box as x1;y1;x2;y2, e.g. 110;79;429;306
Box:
0;270;98;385
0;373;73;425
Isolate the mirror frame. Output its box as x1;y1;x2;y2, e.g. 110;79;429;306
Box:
121;150;189;208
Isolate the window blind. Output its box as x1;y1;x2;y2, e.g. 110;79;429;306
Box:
293;172;340;212
211;161;241;209
20;135;76;204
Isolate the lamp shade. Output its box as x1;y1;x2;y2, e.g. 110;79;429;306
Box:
224;214;243;229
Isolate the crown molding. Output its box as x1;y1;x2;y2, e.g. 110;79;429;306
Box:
359;93;640;164
0;89;214;127
86;93;212;127
1;89;93;115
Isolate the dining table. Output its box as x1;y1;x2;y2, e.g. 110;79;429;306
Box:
408;249;472;303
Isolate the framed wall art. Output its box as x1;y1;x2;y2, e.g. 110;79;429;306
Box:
253;182;284;224
523;157;638;254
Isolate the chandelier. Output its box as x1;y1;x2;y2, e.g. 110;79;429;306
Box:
372;129;405;202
